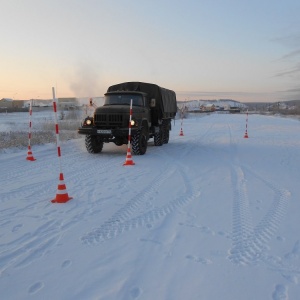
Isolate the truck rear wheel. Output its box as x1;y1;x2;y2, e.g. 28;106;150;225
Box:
132;127;148;155
163;127;169;144
154;127;163;146
85;135;104;153
162;121;170;144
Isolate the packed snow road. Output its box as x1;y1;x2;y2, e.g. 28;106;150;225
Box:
1;112;300;299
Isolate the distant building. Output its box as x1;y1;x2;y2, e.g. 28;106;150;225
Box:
215;105;224;111
57;98;79;109
12;100;25;108
0;98;26;111
0;98;13;108
204;104;216;112
229;106;240;113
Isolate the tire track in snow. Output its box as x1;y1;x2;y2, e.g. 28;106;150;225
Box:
227;124;291;265
228;164;290;265
69;156;150;214
244;166;290;258
82;188;200;245
176;120;216;155
81;141;201;245
0;147;129;209
228;165;255;265
81;165;190;245
0;180;56;205
0;144;153;271
233;167;290;263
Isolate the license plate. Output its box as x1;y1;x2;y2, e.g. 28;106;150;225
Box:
97;129;112;134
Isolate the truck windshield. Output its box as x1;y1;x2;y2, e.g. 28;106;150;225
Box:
104;94;144;107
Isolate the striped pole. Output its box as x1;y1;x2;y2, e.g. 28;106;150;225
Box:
179;106;184;136
51;87;73;203
52;88;62;170
26;99;36;161
123;99;135;166
244;110;249;138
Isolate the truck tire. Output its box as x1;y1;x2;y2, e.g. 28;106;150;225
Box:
132;127;148;155
154;127;163;146
163;127;169;144
162;121;170;144
85;135;104;153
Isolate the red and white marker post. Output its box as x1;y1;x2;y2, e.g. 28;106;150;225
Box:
123;99;135;166
244;110;249;138
51;87;73;203
26;99;36;161
179;107;184;136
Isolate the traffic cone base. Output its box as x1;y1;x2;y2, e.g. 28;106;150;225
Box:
52;173;73;203
244;131;249;138
51;194;73;203
123;148;135;166
26;146;36;161
179;128;184;136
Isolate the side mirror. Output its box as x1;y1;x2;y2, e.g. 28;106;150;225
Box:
150;98;156;107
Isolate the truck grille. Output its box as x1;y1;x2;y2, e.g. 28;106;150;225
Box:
94;114;124;128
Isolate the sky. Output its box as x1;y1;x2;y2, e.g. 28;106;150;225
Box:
1;0;300;102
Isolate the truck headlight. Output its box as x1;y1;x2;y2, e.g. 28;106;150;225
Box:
83;117;93;126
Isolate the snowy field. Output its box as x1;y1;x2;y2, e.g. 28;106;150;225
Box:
0;110;84;150
0;111;54;132
1;112;300;299
0;108;87;133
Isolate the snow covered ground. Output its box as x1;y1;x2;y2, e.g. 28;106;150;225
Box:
1;112;300;299
0;111;54;132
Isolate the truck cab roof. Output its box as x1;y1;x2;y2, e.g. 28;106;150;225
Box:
105;91;147;96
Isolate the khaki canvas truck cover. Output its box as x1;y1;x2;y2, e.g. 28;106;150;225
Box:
107;82;177;117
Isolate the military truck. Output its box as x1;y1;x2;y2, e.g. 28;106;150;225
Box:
78;82;178;155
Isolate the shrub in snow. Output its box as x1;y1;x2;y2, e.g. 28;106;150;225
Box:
0;126;82;150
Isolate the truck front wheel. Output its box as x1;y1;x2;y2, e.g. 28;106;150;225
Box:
132;127;148;155
85;135;104;153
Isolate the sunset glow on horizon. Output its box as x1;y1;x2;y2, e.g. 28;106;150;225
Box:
1;0;300;102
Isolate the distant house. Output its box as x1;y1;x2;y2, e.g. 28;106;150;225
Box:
205;104;216;112
215;105;224;111
229;106;240;113
58;98;79;109
26;99;52;107
0;98;13;108
12;100;25;108
0;98;26;111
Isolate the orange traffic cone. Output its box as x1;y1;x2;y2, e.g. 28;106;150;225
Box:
179;128;184;136
26;146;36;161
244;129;249;138
51;173;73;203
123;147;135;166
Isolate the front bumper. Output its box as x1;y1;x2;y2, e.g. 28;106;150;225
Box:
78;126;138;137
